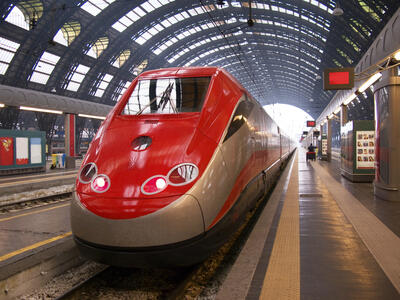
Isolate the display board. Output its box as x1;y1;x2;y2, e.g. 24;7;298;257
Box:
0;137;14;166
16;137;29;165
356;131;374;169
0;129;46;173
30;137;42;164
322;138;327;156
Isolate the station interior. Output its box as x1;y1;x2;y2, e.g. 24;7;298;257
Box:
0;0;400;299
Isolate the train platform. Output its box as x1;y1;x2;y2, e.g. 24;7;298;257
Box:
217;148;400;299
0;158;82;202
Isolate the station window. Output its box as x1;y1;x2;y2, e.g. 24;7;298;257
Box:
86;37;109;58
122;77;211;115
112;50;130;68
53;21;81;46
80;0;115;16
5;0;43;30
111;0;172;33
94;73;113;97
30;51;60;84
0;37;21;75
66;64;90;92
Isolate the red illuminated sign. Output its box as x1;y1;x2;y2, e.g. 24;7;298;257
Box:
307;120;316;127
323;68;354;90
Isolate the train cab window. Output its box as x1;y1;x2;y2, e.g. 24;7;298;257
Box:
223;100;254;142
122;77;211;115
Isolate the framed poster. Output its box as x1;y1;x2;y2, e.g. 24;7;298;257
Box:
322;139;327;155
356;131;374;169
0;137;14;166
16;137;29;165
30;137;42;164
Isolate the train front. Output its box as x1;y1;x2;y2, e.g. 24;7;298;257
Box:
71;68;223;267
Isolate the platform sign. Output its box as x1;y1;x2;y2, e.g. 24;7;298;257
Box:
306;120;316;127
356;131;375;169
323;67;354;90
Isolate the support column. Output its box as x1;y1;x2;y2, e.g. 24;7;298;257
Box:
373;67;400;201
64;113;76;168
327;117;332;162
340;104;348;127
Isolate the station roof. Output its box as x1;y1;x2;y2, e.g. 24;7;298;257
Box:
0;0;398;119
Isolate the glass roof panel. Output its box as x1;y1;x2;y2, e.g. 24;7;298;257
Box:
30;51;60;84
0;37;21;75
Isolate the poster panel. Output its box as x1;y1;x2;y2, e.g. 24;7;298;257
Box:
30;137;42;164
322;139;327;155
356;131;375;169
16;137;29;165
0;137;14;166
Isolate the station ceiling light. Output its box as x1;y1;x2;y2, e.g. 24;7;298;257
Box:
343;93;357;105
20;106;63;114
78;113;106;120
394;50;400;61
0;103;4;108
358;73;382;93
334;106;341;114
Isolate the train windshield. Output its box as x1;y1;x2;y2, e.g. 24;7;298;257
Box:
122;77;211;115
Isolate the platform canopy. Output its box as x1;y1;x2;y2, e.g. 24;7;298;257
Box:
0;0;398;119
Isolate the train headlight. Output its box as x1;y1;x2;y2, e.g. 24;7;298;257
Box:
91;174;111;193
79;163;97;184
141;175;168;195
167;163;199;186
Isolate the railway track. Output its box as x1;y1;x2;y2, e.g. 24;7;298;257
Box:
0;191;73;213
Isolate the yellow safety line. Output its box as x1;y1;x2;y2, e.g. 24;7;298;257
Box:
0;174;77;188
0;203;70;222
260;152;300;300
0;232;72;262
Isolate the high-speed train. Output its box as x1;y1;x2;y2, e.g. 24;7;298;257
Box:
71;67;294;267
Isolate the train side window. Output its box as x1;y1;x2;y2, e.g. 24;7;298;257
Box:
223;100;254;142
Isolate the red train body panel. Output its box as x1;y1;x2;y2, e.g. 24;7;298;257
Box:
71;67;294;267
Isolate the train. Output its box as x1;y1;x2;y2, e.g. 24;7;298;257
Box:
71;67;295;267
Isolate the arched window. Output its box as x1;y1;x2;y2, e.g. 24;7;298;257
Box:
112;50;130;68
5;0;44;30
86;37;109;58
53;21;81;46
134;59;148;75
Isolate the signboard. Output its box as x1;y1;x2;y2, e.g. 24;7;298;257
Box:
322;138;327;156
306;120;316;127
313;130;320;137
323;67;354;90
356;131;374;169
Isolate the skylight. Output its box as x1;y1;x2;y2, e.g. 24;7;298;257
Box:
94;73;113;97
30;51;60;84
53;21;81;46
86;36;109;58
112;0;173;33
112;50;131;68
66;64;90;92
0;37;20;75
5;0;44;30
81;0;115;16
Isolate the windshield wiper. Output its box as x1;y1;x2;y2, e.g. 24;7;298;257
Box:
136;82;175;115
